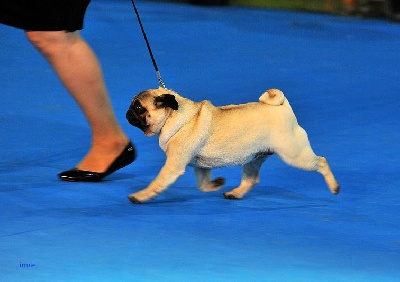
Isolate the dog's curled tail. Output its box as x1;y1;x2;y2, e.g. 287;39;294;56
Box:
259;89;285;106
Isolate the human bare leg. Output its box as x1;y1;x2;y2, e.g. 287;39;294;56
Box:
25;31;134;177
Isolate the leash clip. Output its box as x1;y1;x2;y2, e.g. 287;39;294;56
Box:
157;71;166;89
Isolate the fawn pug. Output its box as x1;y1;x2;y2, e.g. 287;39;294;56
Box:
126;87;339;203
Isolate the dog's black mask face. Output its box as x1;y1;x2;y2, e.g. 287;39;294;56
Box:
126;99;149;132
126;92;179;135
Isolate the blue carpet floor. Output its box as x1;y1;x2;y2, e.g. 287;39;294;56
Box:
1;0;399;281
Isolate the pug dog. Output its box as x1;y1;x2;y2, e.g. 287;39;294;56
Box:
126;87;339;203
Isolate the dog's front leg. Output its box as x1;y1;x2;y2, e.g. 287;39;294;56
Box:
128;158;187;203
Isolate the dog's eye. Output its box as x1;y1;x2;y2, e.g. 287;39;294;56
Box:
133;101;146;115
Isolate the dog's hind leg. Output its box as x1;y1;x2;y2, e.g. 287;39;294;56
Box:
275;127;340;195
224;154;269;200
316;157;340;194
195;167;225;192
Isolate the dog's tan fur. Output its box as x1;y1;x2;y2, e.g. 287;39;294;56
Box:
127;87;339;203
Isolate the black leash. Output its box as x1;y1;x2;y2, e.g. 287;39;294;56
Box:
130;0;166;89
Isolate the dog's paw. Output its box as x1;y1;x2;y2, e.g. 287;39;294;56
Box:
223;192;242;200
200;177;226;192
331;185;340;195
128;189;159;203
212;177;225;187
128;194;143;204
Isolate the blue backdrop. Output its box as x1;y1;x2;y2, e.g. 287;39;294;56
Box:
0;0;399;280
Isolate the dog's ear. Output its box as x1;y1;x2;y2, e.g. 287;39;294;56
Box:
154;94;179;110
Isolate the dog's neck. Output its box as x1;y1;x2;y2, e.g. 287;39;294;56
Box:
158;94;201;151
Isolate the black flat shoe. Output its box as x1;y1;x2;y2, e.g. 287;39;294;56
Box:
58;141;136;182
